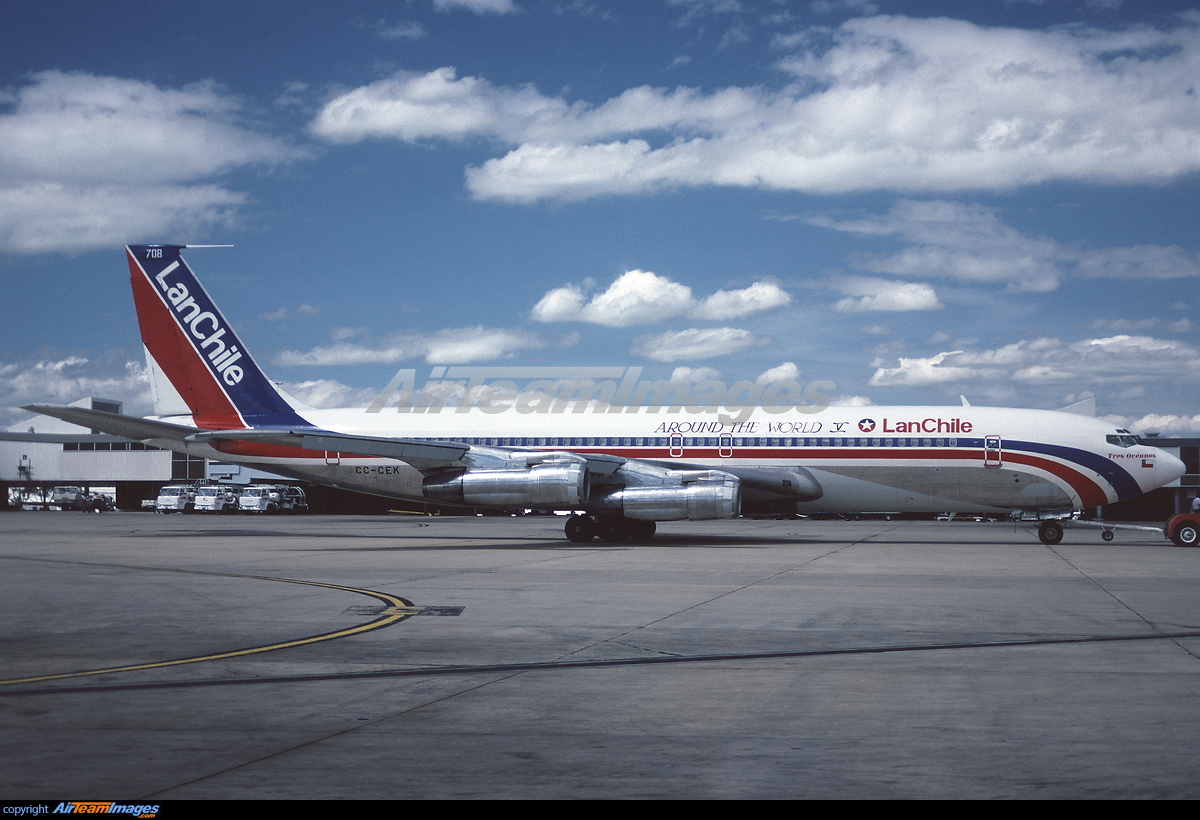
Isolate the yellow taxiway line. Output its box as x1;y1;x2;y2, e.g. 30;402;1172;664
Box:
0;570;418;686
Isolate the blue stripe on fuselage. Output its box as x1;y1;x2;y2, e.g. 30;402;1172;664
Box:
1006;439;1141;501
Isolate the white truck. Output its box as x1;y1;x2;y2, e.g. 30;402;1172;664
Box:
51;486;87;510
155;484;196;513
238;484;308;514
193;485;239;514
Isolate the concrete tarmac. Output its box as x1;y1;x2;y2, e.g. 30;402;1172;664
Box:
2;511;1199;799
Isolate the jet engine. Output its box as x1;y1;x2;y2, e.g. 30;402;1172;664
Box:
423;461;586;509
591;470;740;521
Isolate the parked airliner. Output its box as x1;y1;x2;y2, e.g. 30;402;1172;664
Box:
26;245;1185;544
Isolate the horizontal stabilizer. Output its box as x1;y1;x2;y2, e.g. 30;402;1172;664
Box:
22;405;201;441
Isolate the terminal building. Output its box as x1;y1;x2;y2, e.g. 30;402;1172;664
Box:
2;397;1197;519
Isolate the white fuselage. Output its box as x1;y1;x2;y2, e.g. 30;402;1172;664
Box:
149;404;1184;515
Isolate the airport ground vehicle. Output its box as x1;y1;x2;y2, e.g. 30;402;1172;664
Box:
1164;513;1200;547
238;484;308;514
193;484;239;513
82;493;114;512
25;245;1188;544
50;486;87;510
155;484;196;513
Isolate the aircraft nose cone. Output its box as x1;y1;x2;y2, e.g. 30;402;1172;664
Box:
1139;447;1187;491
1158;449;1187;486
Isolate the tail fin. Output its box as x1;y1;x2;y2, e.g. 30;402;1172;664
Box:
127;245;311;430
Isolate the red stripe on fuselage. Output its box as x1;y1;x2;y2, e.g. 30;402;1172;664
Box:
205;440;1112;507
571;445;1111;507
128;249;244;430
1002;452;1109;508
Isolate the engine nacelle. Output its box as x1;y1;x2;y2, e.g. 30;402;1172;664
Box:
592;473;740;521
423;462;586;509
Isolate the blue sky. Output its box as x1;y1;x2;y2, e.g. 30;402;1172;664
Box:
3;0;1200;432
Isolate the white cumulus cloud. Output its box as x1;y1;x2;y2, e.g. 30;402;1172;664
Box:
434;0;520;13
828;275;943;312
279;380;379;409
807;199;1200;293
532;270;789;325
631;327;762;361
694;281;792;320
810;200;1062;293
1106;413;1200;436
0;71;305;254
757;361;800;382
301;15;1200;202
1;355;152;429
275;326;545;366
869;335;1200;390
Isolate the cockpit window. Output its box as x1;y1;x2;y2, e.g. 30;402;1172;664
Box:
1107;431;1138;448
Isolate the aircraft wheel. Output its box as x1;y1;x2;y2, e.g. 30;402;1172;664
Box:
625;519;656;541
564;515;597;543
1102;530;1114;542
1172;523;1200;548
597;517;628;543
1038;520;1064;545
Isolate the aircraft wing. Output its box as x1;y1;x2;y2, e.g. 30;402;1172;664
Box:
185;428;470;470
719;465;823;501
187;429;628;475
636;458;823;501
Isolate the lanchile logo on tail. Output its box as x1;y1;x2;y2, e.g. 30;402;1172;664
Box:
127;244;311;428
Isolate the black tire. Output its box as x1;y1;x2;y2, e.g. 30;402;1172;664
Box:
625;519;656;541
1102;530;1114;542
1172;523;1200;548
597;517;628;543
1038;520;1064;545
564;515;596;543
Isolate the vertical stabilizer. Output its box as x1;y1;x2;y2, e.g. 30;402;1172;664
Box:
143;344;192;419
127;245;312;430
1060;397;1097;417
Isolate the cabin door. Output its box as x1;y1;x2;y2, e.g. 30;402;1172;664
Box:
670;434;684;458
983;435;1002;467
719;434;733;458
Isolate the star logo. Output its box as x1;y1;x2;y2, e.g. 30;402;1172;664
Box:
859;419;876;433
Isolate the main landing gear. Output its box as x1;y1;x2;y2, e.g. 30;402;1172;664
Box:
564;514;656;543
1037;520;1064;545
